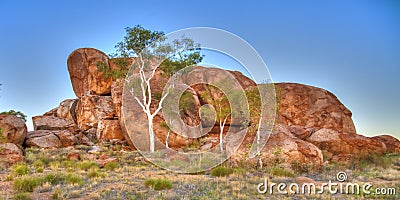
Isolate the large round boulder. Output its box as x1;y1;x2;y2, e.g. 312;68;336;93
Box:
0;114;27;146
67;48;112;97
275;83;356;134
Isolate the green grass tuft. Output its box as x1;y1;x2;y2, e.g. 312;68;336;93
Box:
145;178;173;190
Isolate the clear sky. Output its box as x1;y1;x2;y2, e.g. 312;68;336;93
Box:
0;0;399;138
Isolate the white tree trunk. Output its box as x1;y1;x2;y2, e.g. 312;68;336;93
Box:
166;130;170;149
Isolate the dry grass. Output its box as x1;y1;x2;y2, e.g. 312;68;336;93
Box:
0;147;399;199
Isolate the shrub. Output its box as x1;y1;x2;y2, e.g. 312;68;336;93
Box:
350;153;392;170
13;177;41;192
145;178;173;190
44;173;65;185
210;166;234;177
13;193;31;200
269;167;295;178
87;169;105;179
12;163;29;176
65;174;83;185
104;161;119;171
77;161;98;171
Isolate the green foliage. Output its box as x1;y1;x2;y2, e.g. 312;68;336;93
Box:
0;127;6;143
269;167;295;178
153;91;162;100
65;173;84;185
43;173;65;185
87;168;105;179
76;160;98;171
13;193;31;200
179;91;197;114
0;110;27;122
104;161;119;171
144;178;173;190
13;177;41;192
12;163;29;176
350;153;392;170
97;25;203;80
210;166;234;177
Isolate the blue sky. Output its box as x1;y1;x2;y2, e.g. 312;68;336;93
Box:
0;0;399;138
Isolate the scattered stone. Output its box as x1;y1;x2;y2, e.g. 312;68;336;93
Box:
66;152;80;161
88;145;101;154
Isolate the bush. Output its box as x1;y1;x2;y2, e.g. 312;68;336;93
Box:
77;161;98;171
145;178;172;190
210;166;234;177
13;193;31;200
104;161;119;171
44;173;65;185
269;167;295;178
65;174;83;185
350;153;392;169
13;177;41;192
12;163;29;176
87;169;105;179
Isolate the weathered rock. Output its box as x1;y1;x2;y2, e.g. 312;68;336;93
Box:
96;120;125;141
0;143;24;167
372;135;400;153
76;95;116;130
307;128;387;156
288;125;314;140
67;48;112;97
111;79;123;118
66;152;80;161
53;130;80;147
32;115;77;131
25;130;61;148
276;83;356;134
56;99;78;122
228;124;323;170
97;155;119;168
0;114;27;146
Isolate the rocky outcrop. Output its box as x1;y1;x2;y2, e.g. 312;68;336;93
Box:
25;130;61;148
67;48;112;97
307;128;387;156
228;124;324;170
32;115;77;131
372;135;400;153
0;114;27;146
0;143;24;167
275;83;356;134
96;120;125;142
76;95;116;131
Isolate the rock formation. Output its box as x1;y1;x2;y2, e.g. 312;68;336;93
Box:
2;47;399;170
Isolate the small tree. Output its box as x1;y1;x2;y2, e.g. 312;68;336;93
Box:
116;25;203;152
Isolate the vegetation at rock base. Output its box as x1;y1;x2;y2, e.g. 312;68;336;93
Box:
0;147;398;199
0;109;27;122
